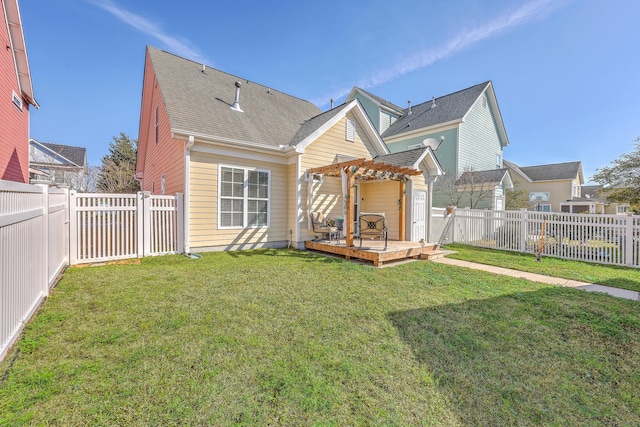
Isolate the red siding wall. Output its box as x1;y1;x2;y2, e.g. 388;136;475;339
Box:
0;1;29;183
137;50;185;195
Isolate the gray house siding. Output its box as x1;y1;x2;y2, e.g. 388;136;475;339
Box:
458;93;504;172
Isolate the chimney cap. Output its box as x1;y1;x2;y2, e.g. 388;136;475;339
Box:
235;81;242;88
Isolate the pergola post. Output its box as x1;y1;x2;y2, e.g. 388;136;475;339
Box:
399;180;406;241
345;168;355;248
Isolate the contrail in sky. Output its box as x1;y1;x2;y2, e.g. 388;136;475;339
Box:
87;0;206;63
313;0;563;106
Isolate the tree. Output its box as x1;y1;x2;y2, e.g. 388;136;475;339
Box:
592;137;640;211
97;133;140;193
438;166;497;209
505;182;529;210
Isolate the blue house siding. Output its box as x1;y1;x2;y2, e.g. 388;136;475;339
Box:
351;94;381;132
458;93;504;172
387;128;458;170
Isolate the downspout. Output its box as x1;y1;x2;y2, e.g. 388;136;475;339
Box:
184;135;195;253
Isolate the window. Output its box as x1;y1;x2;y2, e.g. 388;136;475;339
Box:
496;154;501;169
155;106;159;144
12;91;22;110
379;111;397;133
161;174;166;195
151;180;155;194
346;119;355;141
537;204;552;212
219;166;270;228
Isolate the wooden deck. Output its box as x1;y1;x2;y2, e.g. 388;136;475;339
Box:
304;238;443;267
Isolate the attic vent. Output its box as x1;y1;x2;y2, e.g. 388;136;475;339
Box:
407;100;412;115
231;81;243;112
431;96;436;109
346;119;355;141
12;91;22;110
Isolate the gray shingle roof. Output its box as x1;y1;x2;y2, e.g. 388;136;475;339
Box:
456;168;509;186
289;103;348;146
353;87;404;114
39;142;86;167
148;47;321;148
381;82;490;138
518;161;582;182
374;147;429;168
581;185;603;199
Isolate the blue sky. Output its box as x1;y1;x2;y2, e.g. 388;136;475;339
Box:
20;0;640;183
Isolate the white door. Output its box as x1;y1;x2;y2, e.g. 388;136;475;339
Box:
412;190;426;241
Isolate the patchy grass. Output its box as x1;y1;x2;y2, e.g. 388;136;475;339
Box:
446;243;640;293
1;249;638;425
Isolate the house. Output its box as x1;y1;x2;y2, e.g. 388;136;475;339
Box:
504;160;584;212
346;82;511;209
29;139;88;190
0;0;38;183
559;184;630;215
136;47;442;254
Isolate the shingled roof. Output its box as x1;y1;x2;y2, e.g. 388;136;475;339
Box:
148;47;321;148
289;103;349;147
506;160;584;182
35;141;86;167
351;87;405;114
381;82;490;139
456;168;511;187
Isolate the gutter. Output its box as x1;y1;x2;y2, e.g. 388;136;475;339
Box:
172;129;296;155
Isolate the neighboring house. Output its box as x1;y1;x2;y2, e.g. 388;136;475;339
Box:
0;0;38;183
559;184;630;215
504;160;584;212
29;139;88;190
136;47;442;253
347;82;511;209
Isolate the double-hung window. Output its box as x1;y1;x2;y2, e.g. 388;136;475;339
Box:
219;166;270;228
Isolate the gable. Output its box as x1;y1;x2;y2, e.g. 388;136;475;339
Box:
300;113;378;170
458;92;504;172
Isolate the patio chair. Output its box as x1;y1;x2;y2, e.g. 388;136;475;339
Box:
359;212;387;250
311;211;338;242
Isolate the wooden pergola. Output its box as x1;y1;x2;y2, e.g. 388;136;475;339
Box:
306;158;423;248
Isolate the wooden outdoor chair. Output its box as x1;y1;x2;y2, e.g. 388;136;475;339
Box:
359;212;387;250
311;211;338;242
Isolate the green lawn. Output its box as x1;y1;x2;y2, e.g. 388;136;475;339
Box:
1;250;638;425
445;243;640;293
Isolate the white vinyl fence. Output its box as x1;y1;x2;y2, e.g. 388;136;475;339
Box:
0;181;68;361
1;182;184;361
447;208;640;267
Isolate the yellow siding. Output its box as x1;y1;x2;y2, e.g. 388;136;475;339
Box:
189;150;289;250
298;114;380;241
360;181;401;240
512;177;576;212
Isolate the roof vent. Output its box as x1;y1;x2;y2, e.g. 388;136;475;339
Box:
201;64;206;73
330;98;334;109
407;100;412;115
231;81;243;112
431;96;436;109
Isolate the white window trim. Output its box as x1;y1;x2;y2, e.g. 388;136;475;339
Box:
161;174;166;195
538;204;552;212
218;164;271;229
12;91;22;110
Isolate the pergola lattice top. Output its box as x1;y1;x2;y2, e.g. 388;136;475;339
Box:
306;158;422;180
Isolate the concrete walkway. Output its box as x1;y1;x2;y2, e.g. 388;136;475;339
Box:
432;257;640;301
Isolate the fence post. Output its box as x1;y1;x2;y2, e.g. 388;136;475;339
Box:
625;212;634;266
136;192;144;258
62;187;70;267
142;191;152;257
36;183;49;296
69;191;78;265
176;192;184;254
520;209;527;252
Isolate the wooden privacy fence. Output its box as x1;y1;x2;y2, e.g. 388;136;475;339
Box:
449;208;640;267
0;181;68;361
70;192;184;264
0;183;184;361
